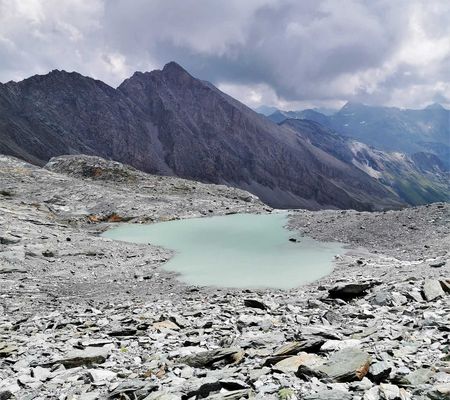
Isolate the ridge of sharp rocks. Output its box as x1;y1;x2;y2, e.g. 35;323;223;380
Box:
0;154;265;238
45;154;143;182
0;155;449;398
0;62;414;211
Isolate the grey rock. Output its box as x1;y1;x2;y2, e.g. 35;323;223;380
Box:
427;383;450;399
423;279;445;301
400;368;434;386
219;379;250;391
372;290;394;306
272;353;322;374
364;386;380;400
440;279;450;293
379;383;406;400
32;366;51;381
273;341;310;357
87;369;117;385
369;361;393;383
316;347;372;382
58;346;110;368
0;342;18;357
430;261;446;268
108;380;157;399
206;389;254;399
0;234;21;245
329;281;376;300
179;347;242;368
304;389;352;400
243;298;268;310
0;266;27;274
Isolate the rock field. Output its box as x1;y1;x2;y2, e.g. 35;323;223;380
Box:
0;155;448;399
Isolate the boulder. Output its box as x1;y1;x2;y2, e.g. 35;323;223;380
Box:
0;235;20;245
107;327;137;337
316;347;371;382
423;280;445;301
272;352;322;373
400;368;434;386
58;346;110;368
427;383;450;400
152;320;180;331
243;298;268;310
273;341;312;356
87;369;117;385
108;380;157;399
379;383;410;400
369;361;393;383
179;347;243;368
329;281;377;300
0;343;17;358
429;261;445;268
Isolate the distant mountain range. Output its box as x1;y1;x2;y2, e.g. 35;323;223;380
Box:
264;102;450;169
281;119;449;205
0;62;448;210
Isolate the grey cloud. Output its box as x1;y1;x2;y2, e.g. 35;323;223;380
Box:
0;0;449;109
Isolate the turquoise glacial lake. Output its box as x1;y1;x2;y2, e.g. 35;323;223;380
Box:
102;213;344;289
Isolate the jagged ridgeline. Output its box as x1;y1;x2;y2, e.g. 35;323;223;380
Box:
0;62;448;209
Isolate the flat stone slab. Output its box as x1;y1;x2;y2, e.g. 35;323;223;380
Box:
273;352;322;373
58;346;110;368
179;347;242;368
316;347;371;382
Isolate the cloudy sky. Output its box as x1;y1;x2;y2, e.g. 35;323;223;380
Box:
1;0;449;110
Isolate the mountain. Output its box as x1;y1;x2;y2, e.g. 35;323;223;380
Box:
268;102;450;169
0;62;443;210
281;119;449;205
268;109;331;126
255;105;279;116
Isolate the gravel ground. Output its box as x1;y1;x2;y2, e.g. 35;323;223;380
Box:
0;155;448;400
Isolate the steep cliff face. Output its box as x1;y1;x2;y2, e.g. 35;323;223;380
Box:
0;62;406;210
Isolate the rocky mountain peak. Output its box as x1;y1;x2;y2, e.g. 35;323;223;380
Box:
162;61;189;75
160;61;196;87
340;101;366;112
425;102;446;111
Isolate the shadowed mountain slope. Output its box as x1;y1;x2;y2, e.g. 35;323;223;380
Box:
0;62;421;210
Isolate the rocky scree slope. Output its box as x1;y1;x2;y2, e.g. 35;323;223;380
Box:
0;155;449;399
0;62;408;211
